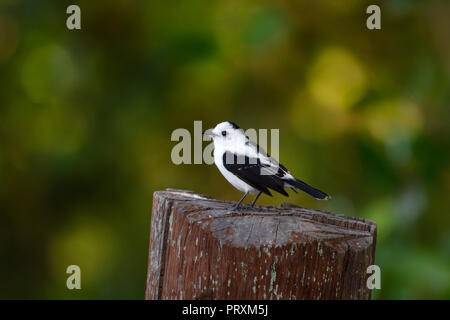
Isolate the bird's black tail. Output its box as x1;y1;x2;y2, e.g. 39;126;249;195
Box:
285;178;330;200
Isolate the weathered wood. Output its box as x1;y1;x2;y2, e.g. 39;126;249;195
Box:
145;189;377;300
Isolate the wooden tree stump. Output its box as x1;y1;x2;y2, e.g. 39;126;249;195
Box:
145;189;377;300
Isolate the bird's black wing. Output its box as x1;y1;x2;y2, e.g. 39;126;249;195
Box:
222;151;289;197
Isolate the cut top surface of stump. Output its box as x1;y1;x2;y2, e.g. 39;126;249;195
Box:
157;188;376;250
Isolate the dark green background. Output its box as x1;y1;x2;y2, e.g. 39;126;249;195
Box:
0;0;449;299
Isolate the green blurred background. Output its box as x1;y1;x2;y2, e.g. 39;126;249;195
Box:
0;0;449;299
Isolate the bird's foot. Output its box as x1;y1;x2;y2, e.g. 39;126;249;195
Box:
228;204;244;214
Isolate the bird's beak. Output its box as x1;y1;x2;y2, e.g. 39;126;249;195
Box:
202;129;216;137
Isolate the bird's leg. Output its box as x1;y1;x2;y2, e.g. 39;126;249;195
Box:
230;191;249;212
250;191;262;208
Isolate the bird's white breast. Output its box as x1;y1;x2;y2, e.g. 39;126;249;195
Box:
213;144;258;194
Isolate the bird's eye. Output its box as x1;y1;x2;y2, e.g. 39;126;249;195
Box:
221;131;227;136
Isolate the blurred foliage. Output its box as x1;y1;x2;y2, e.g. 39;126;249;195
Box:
0;0;449;299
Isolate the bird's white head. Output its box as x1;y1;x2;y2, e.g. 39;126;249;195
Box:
202;121;245;145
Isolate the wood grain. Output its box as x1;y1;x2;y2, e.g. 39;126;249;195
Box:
145;189;377;300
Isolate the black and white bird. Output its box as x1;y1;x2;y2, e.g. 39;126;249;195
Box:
203;121;330;211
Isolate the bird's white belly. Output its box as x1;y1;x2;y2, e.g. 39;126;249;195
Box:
214;151;258;194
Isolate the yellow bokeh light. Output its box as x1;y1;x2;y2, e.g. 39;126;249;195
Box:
307;47;367;111
363;99;423;143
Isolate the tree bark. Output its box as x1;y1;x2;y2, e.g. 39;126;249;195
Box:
145;189;377;300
